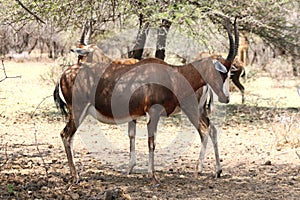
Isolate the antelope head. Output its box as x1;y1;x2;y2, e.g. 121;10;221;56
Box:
71;21;102;64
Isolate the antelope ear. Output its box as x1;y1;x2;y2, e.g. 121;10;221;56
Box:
214;60;227;73
71;48;90;56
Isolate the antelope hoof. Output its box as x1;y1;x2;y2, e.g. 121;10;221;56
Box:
194;171;202;178
125;169;133;175
127;163;136;175
216;169;222;178
71;172;80;184
194;163;203;178
149;174;160;187
194;171;199;178
73;177;80;184
151;179;160;187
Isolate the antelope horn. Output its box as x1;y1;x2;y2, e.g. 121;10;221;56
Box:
84;20;92;46
233;17;239;58
79;21;87;45
225;17;235;63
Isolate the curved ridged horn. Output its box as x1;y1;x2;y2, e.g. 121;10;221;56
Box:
233;17;239;58
79;21;87;45
84;20;92;46
225;17;235;63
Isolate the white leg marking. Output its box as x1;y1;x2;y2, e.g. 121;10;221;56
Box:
209;123;222;177
223;76;230;100
198;133;209;173
128;121;136;174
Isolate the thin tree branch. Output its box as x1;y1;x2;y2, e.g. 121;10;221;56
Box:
30;95;54;185
15;0;45;24
0;59;22;83
30;95;53;119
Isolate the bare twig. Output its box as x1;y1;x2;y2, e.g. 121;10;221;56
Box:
15;0;45;24
32;122;49;184
0;59;22;83
297;85;300;97
30;95;53;119
30;94;53;184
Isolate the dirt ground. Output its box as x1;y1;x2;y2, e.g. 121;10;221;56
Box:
0;60;299;199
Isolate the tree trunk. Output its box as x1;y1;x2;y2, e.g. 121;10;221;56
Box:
28;39;38;54
45;41;53;59
53;41;58;59
291;45;299;76
292;56;298;76
155;19;172;61
129;16;172;62
128;14;150;60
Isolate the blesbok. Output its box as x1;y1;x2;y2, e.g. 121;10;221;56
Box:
196;52;245;103
70;20;138;65
238;34;249;67
126;18;239;179
54;17;238;185
70;21;138;66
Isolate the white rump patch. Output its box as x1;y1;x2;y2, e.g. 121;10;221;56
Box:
58;80;67;105
146;112;150;124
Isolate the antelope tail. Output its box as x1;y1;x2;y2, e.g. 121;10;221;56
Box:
241;67;246;78
207;88;214;115
53;80;68;117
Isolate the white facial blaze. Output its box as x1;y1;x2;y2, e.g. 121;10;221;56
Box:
223;71;230;101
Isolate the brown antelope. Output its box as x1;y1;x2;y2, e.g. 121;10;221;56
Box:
238;33;249;66
54;17;238;185
126;18;239;179
70;21;139;65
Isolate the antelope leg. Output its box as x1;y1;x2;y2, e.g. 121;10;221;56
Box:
127;120;137;174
